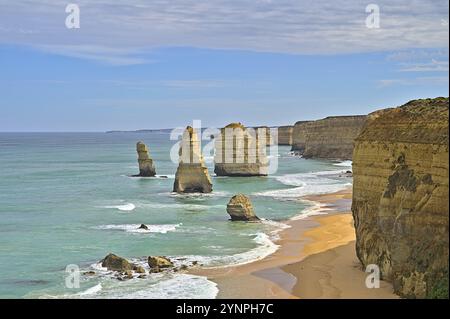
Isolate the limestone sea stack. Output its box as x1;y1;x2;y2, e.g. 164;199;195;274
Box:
173;126;213;193
277;125;293;145
252;126;273;146
226;194;259;221
136;141;156;177
352;97;449;298
214;123;269;176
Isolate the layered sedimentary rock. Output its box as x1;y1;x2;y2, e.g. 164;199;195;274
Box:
226;194;259;221
173;126;213;193
277;125;293;145
306;116;367;159
291;121;310;152
252;126;273;146
135;142;156;177
214;123;269;176
351;97;449;298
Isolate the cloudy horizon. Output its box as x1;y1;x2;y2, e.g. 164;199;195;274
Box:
0;0;448;131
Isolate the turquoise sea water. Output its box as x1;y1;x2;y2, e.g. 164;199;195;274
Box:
0;132;352;298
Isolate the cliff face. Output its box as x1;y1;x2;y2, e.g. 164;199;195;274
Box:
291;117;366;159
277;125;293;145
351;97;449;298
291;121;310;152
173;126;213;193
305;116;367;159
214;123;268;176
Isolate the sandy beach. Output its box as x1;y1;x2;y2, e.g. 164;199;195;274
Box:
191;187;398;299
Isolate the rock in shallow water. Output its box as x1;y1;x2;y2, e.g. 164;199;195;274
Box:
226;194;260;221
101;253;133;272
148;256;174;269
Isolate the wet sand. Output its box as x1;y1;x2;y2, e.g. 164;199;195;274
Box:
191;187;398;299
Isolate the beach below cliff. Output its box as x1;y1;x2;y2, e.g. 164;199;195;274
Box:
191;187;398;298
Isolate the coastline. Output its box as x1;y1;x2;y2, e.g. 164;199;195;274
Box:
191;187;398;299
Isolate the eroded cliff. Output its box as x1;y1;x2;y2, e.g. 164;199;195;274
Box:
352;97;449;298
291;121;310;152
277;125;293;145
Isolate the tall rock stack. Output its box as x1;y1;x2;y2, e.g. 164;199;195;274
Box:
291;121;310;152
277;125;293;145
173;126;213;193
214;123;269;176
352;97;449;298
136;142;156;177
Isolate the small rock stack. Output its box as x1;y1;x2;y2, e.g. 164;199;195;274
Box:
226;194;259;221
136;141;156;177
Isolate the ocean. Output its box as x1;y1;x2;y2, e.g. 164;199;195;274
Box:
0;132;352;298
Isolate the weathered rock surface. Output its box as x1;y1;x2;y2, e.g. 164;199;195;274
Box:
148;256;173;269
101;253;133;272
291;121;311;152
226;194;259;221
351;97;449;298
277;125;293;145
173;126;213;193
135;142;156;177
252;126;273;146
214;123;269;176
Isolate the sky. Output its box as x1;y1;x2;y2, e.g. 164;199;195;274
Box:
0;0;448;132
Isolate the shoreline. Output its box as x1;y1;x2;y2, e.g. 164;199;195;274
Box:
191;187;398;299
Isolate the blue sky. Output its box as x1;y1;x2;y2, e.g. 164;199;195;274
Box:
0;0;448;131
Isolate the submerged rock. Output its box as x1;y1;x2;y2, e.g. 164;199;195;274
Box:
148;256;174;269
135;141;156;177
83;271;96;276
226;194;259;221
352;97;449;298
138;224;148;230
173;126;213;193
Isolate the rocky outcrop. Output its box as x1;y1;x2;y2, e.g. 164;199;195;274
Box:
173;126;213;193
291;121;310;152
101;253;133;272
277;125;293;145
135;142;156;177
226;194;259;221
214;123;269;176
148;256;173;269
351;97;449;298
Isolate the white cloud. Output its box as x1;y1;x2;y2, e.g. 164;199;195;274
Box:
0;0;448;63
399;59;449;72
378;76;449;87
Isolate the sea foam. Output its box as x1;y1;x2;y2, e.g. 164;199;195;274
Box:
93;223;181;234
253;170;352;199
